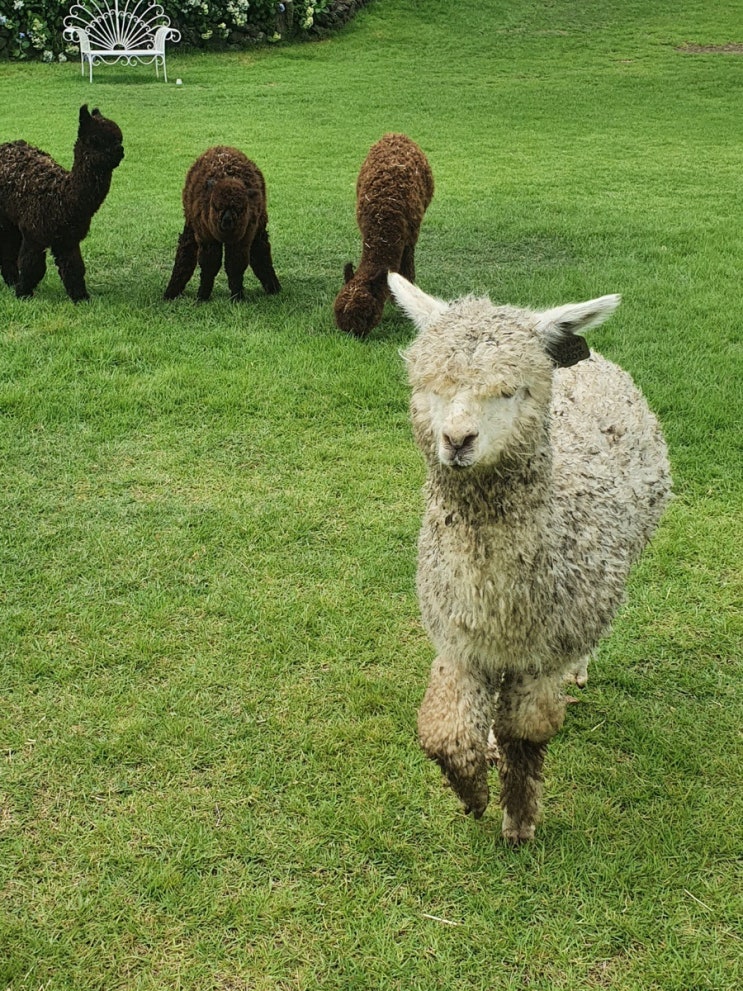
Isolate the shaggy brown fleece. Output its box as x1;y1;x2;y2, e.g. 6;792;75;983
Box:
0;105;124;301
334;133;433;338
164;146;280;302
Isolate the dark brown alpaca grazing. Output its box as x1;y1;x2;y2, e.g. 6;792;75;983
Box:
334;133;434;338
0;105;124;302
164;146;280;302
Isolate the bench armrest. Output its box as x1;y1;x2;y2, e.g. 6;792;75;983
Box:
153;25;182;51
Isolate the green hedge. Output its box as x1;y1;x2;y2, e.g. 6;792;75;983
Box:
0;0;374;60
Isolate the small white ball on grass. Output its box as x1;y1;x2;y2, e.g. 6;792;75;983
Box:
176;78;182;86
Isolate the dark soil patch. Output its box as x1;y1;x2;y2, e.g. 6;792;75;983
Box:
677;43;743;54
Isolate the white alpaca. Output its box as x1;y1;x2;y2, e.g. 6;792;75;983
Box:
389;272;671;843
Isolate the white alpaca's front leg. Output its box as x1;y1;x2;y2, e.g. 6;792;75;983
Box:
417;656;495;818
493;670;567;844
564;653;590;688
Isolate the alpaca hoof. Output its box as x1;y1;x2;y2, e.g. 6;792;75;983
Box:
444;772;489;820
502;812;536;845
565;658;589;688
263;278;281;295
230;290;245;302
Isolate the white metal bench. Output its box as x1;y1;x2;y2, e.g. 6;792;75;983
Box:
63;1;181;83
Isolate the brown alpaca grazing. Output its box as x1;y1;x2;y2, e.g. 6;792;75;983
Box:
0;105;124;302
164;146;280;302
334;133;434;338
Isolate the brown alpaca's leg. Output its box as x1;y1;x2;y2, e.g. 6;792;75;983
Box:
15;236;48;299
196;242;223;301
0;223;21;288
223;242;250;301
249;227;281;295
51;241;89;302
418;656;495;818
493;670;566;844
164;226;198;300
399;244;416;282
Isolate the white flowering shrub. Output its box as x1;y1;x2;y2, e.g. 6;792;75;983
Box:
0;0;338;59
144;1;332;49
175;0;261;46
0;0;66;58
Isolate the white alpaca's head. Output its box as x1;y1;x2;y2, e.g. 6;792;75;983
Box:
389;273;620;470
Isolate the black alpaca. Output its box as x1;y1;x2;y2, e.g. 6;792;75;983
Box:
0;105;124;301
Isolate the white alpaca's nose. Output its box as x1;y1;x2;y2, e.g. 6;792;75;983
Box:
440;419;480;466
443;429;479;453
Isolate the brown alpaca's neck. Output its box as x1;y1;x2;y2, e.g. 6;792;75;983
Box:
358;239;402;278
350;257;391;303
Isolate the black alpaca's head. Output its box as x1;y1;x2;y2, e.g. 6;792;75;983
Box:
207;178;254;242
77;105;125;170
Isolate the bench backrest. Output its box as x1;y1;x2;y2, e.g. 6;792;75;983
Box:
65;1;172;50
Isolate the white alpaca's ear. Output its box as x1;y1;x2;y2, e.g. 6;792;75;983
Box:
388;273;449;332
536;294;621;367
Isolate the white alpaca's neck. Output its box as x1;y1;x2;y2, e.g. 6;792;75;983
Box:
429;433;553;530
421;439;561;670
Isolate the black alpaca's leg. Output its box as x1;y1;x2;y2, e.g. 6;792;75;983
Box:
249;227;281;295
0;222;21;288
417;656;495;818
223;242;250;301
15;236;47;298
164;225;198;300
51;241;89;302
493;670;566;844
196;242;223;301
399;244;416;282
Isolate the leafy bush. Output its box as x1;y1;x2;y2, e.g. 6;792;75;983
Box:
0;0;340;60
172;1;334;47
0;1;67;60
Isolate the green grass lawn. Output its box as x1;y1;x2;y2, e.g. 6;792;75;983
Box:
1;2;741;988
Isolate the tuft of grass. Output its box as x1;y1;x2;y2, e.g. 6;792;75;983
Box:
1;2;741;989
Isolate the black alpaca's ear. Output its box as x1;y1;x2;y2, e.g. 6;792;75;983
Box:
79;104;91;125
343;262;355;284
91;107;102;118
